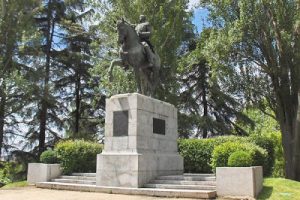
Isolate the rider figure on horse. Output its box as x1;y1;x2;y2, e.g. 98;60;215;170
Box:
135;15;155;68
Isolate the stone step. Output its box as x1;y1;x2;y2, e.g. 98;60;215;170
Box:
150;179;216;186
184;173;215;177
59;176;96;181
144;183;216;190
52;179;96;185
36;182;216;199
157;175;216;181
71;173;96;177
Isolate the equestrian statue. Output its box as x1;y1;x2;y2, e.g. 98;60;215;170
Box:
108;15;161;97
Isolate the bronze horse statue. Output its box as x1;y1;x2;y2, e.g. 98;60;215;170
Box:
108;18;160;96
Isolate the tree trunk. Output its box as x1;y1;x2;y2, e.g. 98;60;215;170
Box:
202;71;208;138
38;0;54;155
202;93;208;138
278;91;300;181
38;98;47;155
280;120;294;178
0;81;6;158
293;92;300;180
74;74;81;136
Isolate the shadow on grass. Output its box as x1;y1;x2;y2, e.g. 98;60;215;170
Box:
257;186;273;199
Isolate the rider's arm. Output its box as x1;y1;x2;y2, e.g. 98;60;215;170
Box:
139;24;152;38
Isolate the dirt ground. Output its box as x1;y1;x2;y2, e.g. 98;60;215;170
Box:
0;186;198;200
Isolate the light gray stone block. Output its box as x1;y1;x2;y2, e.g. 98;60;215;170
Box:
97;93;183;188
27;163;61;184
216;166;263;198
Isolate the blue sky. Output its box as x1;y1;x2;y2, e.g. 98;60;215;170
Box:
188;0;210;33
192;8;210;33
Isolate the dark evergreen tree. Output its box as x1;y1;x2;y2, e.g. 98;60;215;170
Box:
54;1;105;140
178;30;253;138
0;0;39;157
20;0;67;155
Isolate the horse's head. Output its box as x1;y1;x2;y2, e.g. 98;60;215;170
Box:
116;18;129;44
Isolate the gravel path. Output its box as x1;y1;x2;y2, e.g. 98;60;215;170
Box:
0;186;197;200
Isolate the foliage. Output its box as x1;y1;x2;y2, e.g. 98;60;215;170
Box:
240;107;284;177
0;0;40;157
55;140;103;174
56;2;105;140
0;171;12;187
258;178;300;200
241;107;280;136
201;0;300;180
227;150;253;167
40;149;59;164
178;135;275;174
249;135;276;176
178;138;215;173
211;135;276;170
211;141;267;174
177;29;254;138
0;161;27;187
269;133;285;177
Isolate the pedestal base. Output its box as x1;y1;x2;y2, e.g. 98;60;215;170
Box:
96;93;183;188
97;152;183;187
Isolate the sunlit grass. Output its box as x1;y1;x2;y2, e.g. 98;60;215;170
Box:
1;181;28;189
258;178;300;200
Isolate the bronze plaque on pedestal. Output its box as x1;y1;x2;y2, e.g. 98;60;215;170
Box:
113;110;128;136
153;118;165;135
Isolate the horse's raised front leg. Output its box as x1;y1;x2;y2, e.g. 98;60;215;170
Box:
108;58;123;82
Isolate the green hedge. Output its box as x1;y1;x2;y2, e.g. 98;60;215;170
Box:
178;139;215;173
40;150;59;164
178;135;275;176
211;141;267;171
228;151;253;167
248;135;275;176
55;140;103;174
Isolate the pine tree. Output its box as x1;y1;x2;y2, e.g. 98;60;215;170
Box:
178;30;253;138
0;0;39;157
55;0;105;140
20;0;67;155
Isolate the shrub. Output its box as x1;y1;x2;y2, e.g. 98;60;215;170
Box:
178;139;215;173
211;141;267;172
178;135;275;175
249;135;275;176
0;161;24;187
213;135;247;145
228;151;253;167
40;150;59;164
0;168;12;187
55;140;103;174
265;132;285;177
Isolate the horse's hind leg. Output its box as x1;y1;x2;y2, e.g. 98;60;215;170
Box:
134;67;142;94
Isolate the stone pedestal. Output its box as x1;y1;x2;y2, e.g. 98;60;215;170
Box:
27;163;61;184
216;166;263;198
96;93;183;188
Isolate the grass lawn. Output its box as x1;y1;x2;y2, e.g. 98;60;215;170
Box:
258;178;300;200
0;181;28;189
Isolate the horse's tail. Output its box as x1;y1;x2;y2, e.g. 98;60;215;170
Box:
151;53;161;94
154;53;161;70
